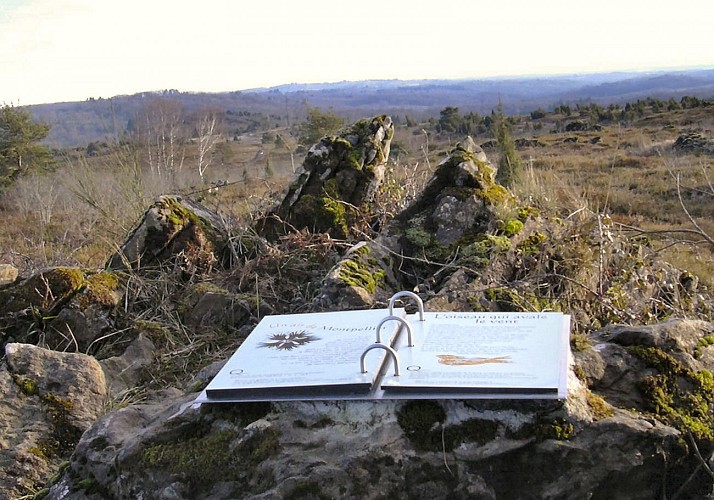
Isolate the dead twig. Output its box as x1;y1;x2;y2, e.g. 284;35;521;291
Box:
675;171;714;248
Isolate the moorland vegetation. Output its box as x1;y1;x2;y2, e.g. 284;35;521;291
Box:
1;94;712;280
1;90;714;498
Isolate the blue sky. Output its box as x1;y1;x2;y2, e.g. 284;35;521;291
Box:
1;0;713;105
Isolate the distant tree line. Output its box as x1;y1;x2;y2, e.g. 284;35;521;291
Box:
432;106;523;137
529;95;712;126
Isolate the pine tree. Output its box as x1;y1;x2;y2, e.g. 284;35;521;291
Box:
0;104;52;186
492;102;522;188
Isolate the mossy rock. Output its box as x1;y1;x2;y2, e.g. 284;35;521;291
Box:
586;391;615;420
134;403;275;496
290;193;352;239
323;243;396;307
179;281;253;328
628;346;714;442
77;271;122;309
397;401;501;452
0;267;87;316
108;195;227;273
258;116;393;240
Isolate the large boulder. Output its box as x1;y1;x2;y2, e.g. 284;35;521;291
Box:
42;346;706;499
107;195;228;275
0;343;107;500
673;131;713;154
0;268;123;353
257;115;394;240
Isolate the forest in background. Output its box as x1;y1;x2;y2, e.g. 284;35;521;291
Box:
26;67;714;148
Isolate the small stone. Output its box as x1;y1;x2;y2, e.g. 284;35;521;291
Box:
0;264;18;285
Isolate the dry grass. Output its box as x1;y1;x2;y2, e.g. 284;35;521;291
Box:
509;108;714;286
3;105;711;284
2;106;713;397
0;137;297;272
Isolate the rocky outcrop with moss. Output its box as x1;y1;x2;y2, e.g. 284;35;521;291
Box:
318;137;517;309
107;195;228;274
0;268;123;352
1;116;714;499
257;115;393;240
39;335;714;499
673;131;713;154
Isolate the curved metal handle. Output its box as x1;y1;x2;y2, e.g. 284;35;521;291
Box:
376;315;413;347
389;291;425;321
360;343;400;376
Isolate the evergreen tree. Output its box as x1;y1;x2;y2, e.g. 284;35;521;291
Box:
0;104;52;186
296;108;345;145
492;102;522;188
437;106;463;133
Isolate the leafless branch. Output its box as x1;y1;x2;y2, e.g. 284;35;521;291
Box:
675;172;714;248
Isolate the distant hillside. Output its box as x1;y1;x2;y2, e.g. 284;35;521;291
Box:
28;68;714;149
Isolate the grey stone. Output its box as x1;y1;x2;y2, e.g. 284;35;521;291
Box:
0;343;107;499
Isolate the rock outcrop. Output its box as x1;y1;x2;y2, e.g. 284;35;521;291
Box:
318;137;513;309
0;268;122;352
257;115;393;240
2;116;714;499
44;317;714;499
673;131;713;154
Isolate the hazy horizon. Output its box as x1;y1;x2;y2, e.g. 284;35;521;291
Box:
2;0;713;106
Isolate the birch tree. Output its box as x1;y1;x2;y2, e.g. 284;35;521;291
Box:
139;98;185;179
195;110;221;183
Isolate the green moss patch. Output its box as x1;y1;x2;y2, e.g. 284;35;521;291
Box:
694;335;714;359
571;333;591;352
338;260;385;294
397;401;501;451
516;232;547;256
397;400;446;451
536;417;575;441
444;418;500;449
139;425;280;494
13;375;39;396
463;235;511;261
81;271;121;308
475;184;513;206
505;417;574;441
587;391;615;420
0;267;87;315
502;219;524;237
628;346;714;441
40;393;83;458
